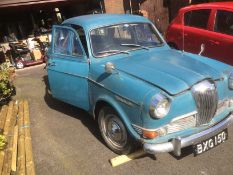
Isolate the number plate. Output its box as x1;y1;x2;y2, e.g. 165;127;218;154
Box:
193;129;228;156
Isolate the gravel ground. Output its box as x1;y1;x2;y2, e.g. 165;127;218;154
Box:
13;64;233;175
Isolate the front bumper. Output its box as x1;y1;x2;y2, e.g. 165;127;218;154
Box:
143;112;233;156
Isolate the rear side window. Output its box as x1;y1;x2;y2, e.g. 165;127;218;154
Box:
184;9;211;29
214;10;233;36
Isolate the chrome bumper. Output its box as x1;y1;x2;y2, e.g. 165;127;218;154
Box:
143;113;233;156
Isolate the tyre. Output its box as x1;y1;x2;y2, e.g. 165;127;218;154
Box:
98;106;134;154
16;61;24;69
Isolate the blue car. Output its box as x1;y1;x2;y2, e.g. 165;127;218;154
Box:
47;14;233;156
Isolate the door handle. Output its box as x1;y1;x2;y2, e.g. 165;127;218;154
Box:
48;62;56;67
209;40;220;45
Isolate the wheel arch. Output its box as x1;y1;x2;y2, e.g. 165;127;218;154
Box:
93;96;141;140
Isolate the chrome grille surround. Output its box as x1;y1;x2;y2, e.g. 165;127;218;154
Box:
192;79;218;126
132;124;143;136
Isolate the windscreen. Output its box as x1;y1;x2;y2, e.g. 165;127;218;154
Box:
90;23;163;57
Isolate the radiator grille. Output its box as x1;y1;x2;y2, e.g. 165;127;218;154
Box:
192;80;218;126
167;115;196;134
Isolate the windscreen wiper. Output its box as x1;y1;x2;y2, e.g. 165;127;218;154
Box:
120;43;149;50
97;50;129;55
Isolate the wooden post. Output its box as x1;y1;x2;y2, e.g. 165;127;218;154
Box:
23;100;35;175
11;125;18;173
0;151;5;174
0;106;8;174
0;106;8;133
10;101;19;131
2;101;18;175
3;101;14;135
1;137;13;175
17;101;26;175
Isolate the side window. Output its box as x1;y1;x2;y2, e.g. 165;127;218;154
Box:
214;10;233;36
75;26;88;56
184;9;211;29
71;32;83;56
54;28;71;55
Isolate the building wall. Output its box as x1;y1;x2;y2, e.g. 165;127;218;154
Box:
168;0;190;21
104;0;125;14
140;0;169;34
123;0;140;14
103;0;169;34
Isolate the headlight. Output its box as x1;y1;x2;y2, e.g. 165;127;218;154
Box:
228;71;233;90
149;94;171;119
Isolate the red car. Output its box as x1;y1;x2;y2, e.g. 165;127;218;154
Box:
166;2;233;65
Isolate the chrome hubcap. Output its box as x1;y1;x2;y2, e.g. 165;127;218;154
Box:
108;120;121;141
102;114;127;148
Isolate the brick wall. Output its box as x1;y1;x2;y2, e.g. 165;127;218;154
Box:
104;0;125;14
140;0;169;34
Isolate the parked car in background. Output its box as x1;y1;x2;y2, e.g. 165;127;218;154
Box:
9;42;45;69
47;14;233;156
166;2;233;65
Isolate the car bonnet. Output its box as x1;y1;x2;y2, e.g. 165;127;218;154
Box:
112;49;221;96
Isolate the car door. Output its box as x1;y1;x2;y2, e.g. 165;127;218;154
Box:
204;9;233;65
183;9;212;54
47;25;90;110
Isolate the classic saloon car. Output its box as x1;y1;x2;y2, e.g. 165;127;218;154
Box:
47;14;233;156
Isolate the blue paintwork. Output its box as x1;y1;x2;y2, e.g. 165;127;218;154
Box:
47;25;90;110
62;14;151;31
111;49;221;95
47;14;233;144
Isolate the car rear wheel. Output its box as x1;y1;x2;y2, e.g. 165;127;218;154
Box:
16;61;24;69
98;106;134;154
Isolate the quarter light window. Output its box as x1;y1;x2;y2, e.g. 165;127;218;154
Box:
214;10;233;36
184;9;211;29
53;27;83;57
54;28;71;55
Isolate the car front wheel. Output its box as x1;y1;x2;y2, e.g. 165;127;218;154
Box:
98;106;133;154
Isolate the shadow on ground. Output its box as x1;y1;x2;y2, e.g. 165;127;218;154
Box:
169;146;193;160
42;75;193;160
42;75;105;145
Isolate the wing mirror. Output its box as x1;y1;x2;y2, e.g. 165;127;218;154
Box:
198;44;205;55
105;62;116;74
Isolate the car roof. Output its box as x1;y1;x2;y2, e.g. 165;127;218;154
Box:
181;2;233;12
62;14;150;31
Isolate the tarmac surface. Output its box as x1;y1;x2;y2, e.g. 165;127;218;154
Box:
14;64;233;175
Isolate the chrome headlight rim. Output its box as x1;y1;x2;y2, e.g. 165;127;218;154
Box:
149;93;171;119
228;71;233;90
